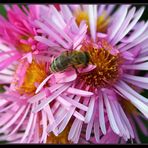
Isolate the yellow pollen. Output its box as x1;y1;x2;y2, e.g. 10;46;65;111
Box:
46;122;72;144
75;10;110;33
79;40;122;89
17;36;33;53
19;43;32;53
18;60;47;95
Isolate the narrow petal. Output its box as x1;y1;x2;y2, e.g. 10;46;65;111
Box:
35;74;53;94
118;103;135;138
35;20;69;48
0;106;26;132
118;80;148;103
122;21;148;43
61;94;88;111
9;105;31;135
20;106;35;143
122;62;148;70
108;5;129;41
84;96;95;123
103;92;120;135
110;100;130;138
86;112;95;141
88;5;97;41
66;87;93;97
99;92;106;134
0;54;21;70
115;82;148;118
111;7;136;45
33;83;71;112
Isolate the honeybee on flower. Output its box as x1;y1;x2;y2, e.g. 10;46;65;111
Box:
32;4;148;143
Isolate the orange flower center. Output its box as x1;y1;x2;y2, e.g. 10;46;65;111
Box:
78;39;122;89
13;60;47;95
17;36;34;53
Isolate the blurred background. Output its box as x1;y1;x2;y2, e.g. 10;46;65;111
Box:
0;4;147;144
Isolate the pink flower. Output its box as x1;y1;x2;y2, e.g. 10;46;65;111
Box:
0;57;53;143
0;5;55;143
0;4;48;71
31;4;148;143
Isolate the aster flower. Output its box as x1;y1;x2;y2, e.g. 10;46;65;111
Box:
0;5;56;143
0;4;92;143
0;57;51;143
0;4;49;71
30;4;148;143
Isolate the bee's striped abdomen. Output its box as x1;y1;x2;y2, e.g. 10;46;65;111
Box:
50;50;89;73
50;52;70;72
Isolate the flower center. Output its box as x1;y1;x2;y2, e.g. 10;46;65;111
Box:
12;59;47;95
19;43;32;53
78;39;122;89
46;122;72;144
75;10;110;33
17;36;35;53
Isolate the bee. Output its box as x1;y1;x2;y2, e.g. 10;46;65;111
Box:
50;50;90;73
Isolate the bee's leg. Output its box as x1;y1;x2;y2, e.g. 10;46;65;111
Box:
72;65;79;74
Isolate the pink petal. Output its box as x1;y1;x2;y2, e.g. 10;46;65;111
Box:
35;36;58;47
118;103;135;138
40;111;47;143
22;52;32;64
118;80;148;103
35;20;69;48
79;64;96;73
0;54;21;70
60;94;88;111
66;87;93;97
122;51;134;60
56;95;71;108
0;106;26;132
97;32;107;38
84;96;95;123
111;7;136;45
42;14;72;43
47;108;68;133
108;5;129;41
115;82;148;118
86;101;96;140
122;62;148;70
54;70;77;83
33;83;71;112
103;92;120;135
99;91;106;134
88;5;97;41
122;21;148;43
9;105;31;135
35;74;53;94
26;112;38;143
20;106;34;143
110;101;130;138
